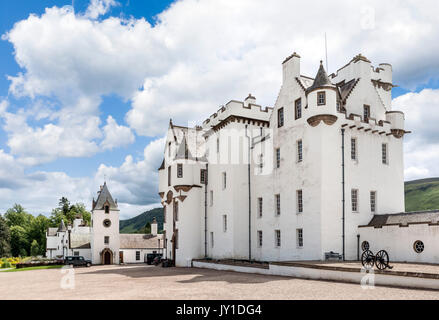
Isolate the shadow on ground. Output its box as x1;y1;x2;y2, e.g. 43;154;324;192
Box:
82;265;286;285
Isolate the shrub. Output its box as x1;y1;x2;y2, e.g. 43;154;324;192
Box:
1;261;11;268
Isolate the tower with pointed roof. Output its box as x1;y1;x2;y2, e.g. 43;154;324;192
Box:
91;182;120;265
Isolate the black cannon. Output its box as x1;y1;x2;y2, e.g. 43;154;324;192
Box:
361;250;393;270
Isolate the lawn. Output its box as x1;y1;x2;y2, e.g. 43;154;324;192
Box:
1;265;64;272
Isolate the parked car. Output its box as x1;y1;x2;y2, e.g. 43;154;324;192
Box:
64;256;92;267
145;253;162;265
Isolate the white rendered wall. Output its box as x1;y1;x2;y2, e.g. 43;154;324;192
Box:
91;208;120;265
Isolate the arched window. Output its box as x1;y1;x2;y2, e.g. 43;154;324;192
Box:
105;205;110;214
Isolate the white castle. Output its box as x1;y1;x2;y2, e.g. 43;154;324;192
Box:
159;53;439;267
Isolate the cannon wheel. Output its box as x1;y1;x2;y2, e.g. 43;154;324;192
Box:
375;250;389;270
361;250;375;269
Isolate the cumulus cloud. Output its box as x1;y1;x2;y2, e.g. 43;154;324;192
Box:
85;0;119;19
96;136;165;207
393;89;439;180
100;115;135;150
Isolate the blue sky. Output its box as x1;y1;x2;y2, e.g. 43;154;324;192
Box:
0;0;439;218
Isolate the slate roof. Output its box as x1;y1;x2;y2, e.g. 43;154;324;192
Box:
306;61;335;93
93;182;118;211
69;233;91;249
361;210;439;228
47;227;58;237
120;234;164;249
57;220;67;232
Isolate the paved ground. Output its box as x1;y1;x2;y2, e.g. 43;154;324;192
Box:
1;264;439;300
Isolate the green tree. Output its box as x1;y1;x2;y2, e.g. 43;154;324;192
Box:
28;215;50;255
138;222;151;234
0;215;11;257
4;204;32;229
69;203;91;225
10;225;29;257
30;240;39;257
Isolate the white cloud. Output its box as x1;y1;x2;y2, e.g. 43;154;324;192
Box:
85;0;119;19
100;115;135;150
4;0;439;141
393;89;439;181
96;136;165;204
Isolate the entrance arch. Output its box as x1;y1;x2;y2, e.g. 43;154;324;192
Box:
101;248;113;265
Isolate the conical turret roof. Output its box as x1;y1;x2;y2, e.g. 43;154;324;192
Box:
57;219;67;232
306;61;335;93
93;182;118;211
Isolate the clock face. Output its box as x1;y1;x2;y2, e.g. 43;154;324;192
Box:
103;219;112;228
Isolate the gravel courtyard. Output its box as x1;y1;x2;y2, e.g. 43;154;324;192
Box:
1;264;438;300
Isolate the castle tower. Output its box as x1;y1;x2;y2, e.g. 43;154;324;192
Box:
91;182;120;265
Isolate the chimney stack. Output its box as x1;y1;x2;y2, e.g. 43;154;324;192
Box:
282;52;301;85
151;217;158;236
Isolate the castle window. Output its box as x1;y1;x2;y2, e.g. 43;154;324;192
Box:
275;148;280;168
413;240;424;253
74;251;79;256
223;215;227;232
222;172;227;189
297;229;303;248
361;241;370;251
275;230;281;247
297;190;303;213
351;138;357;161
351;189;359;212
210;232;214;248
104;236;109;244
163;206;166;223
382;143;388;164
275;194;281;216
173;201;179;221
317;91;326;105
136;251;140;261
210;190;213;206
295;98;302;119
168;142;171;158
278;108;284;127
336;101;341;112
175;229;179;249
177;163;183;178
363;105;370;121
168;166;171;186
216;137;220;153
200;169;207;184
297;140;303;162
257;230;263;247
258;154;264;173
370;191;376;213
258;197;263;218
105;205;110;214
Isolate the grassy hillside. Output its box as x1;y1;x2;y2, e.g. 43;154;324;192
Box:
119;207;163;234
405;178;439;212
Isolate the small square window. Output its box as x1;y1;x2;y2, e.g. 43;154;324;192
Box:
317;92;326;105
275;148;280;168
297;190;303;213
177;164;183;178
136;251;140;261
297;140;303;162
278;108;284;127
104;236;109;244
295;98;302;119
275;230;281;247
351;189;359;212
275;194;281;216
297;229;303;248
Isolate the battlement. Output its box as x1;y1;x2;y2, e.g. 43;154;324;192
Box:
202;95;272;129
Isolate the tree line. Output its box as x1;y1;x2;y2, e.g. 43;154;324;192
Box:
0;197;91;258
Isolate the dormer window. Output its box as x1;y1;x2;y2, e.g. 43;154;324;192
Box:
363;105;370;121
105;205;110;214
317;92;326;105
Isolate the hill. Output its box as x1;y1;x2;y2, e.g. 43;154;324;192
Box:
405;177;439;212
119;207;164;234
119;178;439;233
